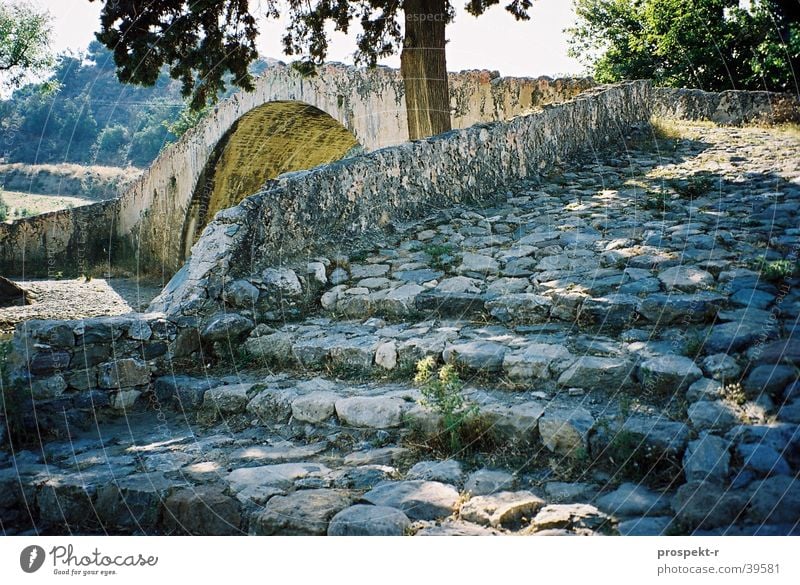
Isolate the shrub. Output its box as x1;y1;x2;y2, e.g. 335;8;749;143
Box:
414;356;478;455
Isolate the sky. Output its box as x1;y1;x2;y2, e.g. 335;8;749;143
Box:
30;0;584;78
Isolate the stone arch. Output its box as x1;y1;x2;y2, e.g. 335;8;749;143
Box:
0;62;597;278
180;101;361;258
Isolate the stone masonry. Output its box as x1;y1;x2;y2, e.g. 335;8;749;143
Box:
2;82;800;536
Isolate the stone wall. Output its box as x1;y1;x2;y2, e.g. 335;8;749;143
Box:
150;80;652;319
652;87;800;126
4;313;187;436
4;80;650;429
0;199;118;277
0;64;593;278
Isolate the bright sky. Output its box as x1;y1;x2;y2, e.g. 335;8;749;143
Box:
30;0;584;78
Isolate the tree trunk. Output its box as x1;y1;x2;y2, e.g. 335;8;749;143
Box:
401;0;452;140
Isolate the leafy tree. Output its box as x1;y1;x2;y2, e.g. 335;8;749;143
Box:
93;125;129;166
89;0;535;140
164;104;210;139
0;39;267;167
0;2;52;89
0;191;8;221
568;0;799;92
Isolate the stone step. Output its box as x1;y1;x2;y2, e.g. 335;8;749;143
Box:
4;407;799;536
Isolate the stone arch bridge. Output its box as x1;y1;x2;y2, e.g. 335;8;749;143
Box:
0;63;593;278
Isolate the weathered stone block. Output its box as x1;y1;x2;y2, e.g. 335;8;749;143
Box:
97;359;151;389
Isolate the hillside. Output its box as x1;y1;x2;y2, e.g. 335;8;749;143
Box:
0;163;141;221
0;40;269;169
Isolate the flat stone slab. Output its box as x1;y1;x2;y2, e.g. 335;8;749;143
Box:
672;481;746;530
414;519;500;536
464;469;517;496
657;265;714;291
557;356;634;390
343;447;410;467
335;396;404;428
637;292;724;323
360;480;460;521
291;391;339;423
683;434;730;483
486;293;551;323
251;489;353;535
745;475;800;525
526;504;613;534
595;483;671;518
443;341;506;372
617;516;672;536
327;504;411;536
460;490;545;529
638;354;703;394
539;406;594;456
201;383;254;415
406;460;464;485
502;343;573;382
688;400;741;432
164;486;242;535
226;462;331;494
229;442;328;464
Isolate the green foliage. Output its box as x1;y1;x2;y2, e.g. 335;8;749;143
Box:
414;356;478;454
722;382;747;406
90;0;534;110
604;429;655;478
668;174;716;199
568;0;800;92
163;105;210;139
760;258;798;281
92;0;259;110
92;125;129;166
639;189;672;211
0;191;8;221
0;41;267;167
684;332;705;359
0;2;52;89
422;243;454;268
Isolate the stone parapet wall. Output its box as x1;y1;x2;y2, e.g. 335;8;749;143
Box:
0;199;118;277
0;64;593;278
3;313;196;436
652;87;800;126
3;80;649;430
150;80;652;319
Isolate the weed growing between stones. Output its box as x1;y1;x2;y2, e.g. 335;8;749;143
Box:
667;173;716;199
374;359;417;382
325;360;373;382
414;356;479;455
722;381;747;406
683;332;706;359
759;259;798;282
639;188;672;212
599;428;684;487
422;243;454;269
650;118;686;141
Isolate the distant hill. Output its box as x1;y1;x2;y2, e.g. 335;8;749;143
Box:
0;41;268;169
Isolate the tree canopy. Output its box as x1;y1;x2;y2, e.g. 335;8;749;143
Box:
0;1;53;89
568;0;800;92
0;41;268;167
89;1;535;138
